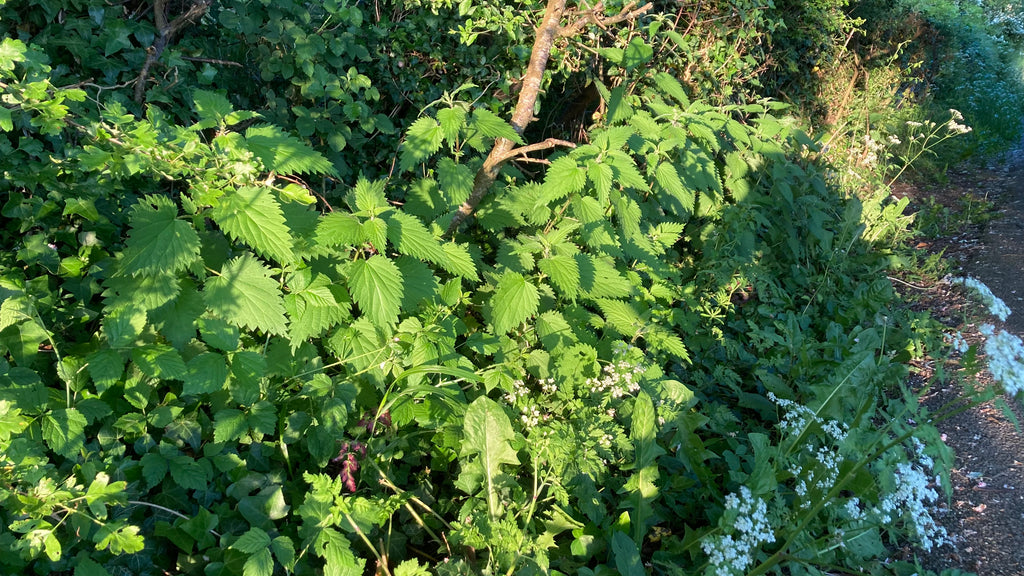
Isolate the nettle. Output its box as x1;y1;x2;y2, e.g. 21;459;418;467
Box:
0;26;951;576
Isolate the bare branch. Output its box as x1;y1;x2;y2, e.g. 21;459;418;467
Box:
561;1;653;37
494;138;575;164
134;0;211;103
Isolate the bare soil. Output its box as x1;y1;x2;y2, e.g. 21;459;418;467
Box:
893;156;1024;576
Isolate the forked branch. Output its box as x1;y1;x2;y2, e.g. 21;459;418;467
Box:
445;0;650;235
134;0;212;103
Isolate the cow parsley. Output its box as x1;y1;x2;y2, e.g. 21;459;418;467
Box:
701;486;776;576
980;324;1024;397
951;276;1012;321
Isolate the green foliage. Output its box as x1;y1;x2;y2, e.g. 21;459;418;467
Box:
0;1;1003;576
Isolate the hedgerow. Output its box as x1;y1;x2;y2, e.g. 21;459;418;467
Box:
0;1;1020;575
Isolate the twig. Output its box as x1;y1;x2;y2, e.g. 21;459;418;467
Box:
180;56;243;67
127;500;222;537
134;0;211;103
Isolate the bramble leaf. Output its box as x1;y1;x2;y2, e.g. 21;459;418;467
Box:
42;408;86;457
204;255;288;336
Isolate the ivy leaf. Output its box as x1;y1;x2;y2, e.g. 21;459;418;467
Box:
120;195;200;276
204;255;288;336
400;116;443;171
210;186;295;264
42;408;87;458
245;124;336;176
489;272;539;334
384;211;448;265
468;108;524;144
348;255;403;327
461;396;520;518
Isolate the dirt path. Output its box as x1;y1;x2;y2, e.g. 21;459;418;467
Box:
905;159;1024;575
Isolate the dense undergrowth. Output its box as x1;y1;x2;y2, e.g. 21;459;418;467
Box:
1;0;1024;575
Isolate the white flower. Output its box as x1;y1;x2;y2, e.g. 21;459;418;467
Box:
951;276;1012;321
980;324;1024;396
701;486;776;576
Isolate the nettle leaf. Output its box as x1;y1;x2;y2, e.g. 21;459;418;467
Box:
348;255;403;327
437;157;474;206
214;408;248;443
437;106;467;144
244;548;274;576
103;304;147;348
42;408;87;457
489;271;539;334
461;396;520;517
363;218;388;254
596;299;643;338
543;156;587;201
204;255;288;336
285;285;350;348
538;255;580;299
440;242;478;280
655;162;695;218
211;186;296;264
245;124;336;176
316;213;364;248
120;195;200;276
131;345;187;380
384;211;448;265
469;108;524;144
400;116;443;171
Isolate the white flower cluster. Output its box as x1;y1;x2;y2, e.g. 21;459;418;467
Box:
768;393;849;443
701;486;776;576
587;360;643;398
873;459;948;551
980;324;1024;397
769;393;849;507
951;276;1012;321
502;377;556;427
946;109;972;135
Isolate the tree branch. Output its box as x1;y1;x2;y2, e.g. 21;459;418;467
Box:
446;0;653;235
134;0;211;103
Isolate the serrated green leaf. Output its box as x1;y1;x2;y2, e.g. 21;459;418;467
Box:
87;348;125;394
193;89;233;126
214;409;248;442
233;527;272;553
586;160;612;203
120;196;201;276
543;156;586;201
183;352;230;395
437;157;474;205
131;345;187;380
490;272;539;334
140;452;168;488
230;350;266;405
316;212;365;248
74;558;111;576
395;256;440;312
246;124;336;176
0;400;27;441
538;255;580;299
653;72;689;106
102;304;147;348
596;299;643;337
168;455;208;490
469;108;524;144
198;315;240;351
362;218;388;253
348;255;403;327
211;186;295;264
623;37;653;70
400;116;443;171
244;548;274;576
384;211;448;264
42;408;87;458
272;536;296;569
204;255;288;336
285;285;350;348
440;242;478;280
95;523;145;555
437;107;467;144
249;400;277;437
